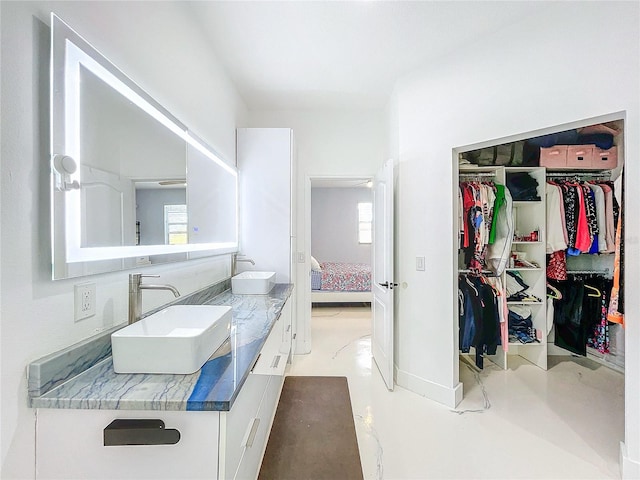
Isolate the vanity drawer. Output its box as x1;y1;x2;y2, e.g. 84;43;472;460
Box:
252;309;287;377
36;409;219;480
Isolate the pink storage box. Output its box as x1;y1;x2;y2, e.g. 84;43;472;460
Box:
540;146;567;168
566;145;594;168
592;146;617;169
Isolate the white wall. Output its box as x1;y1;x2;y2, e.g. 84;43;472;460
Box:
311;187;372;264
390;2;639;476
0;2;247;478
246;110;386;353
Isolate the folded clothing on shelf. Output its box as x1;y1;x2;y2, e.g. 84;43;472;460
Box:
508;305;538;344
506;172;540;201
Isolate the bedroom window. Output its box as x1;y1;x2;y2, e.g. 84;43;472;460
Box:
164;204;188;245
358;202;372;244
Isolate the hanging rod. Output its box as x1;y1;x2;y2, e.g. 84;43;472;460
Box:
566;268;611;275
459;172;496;178
546;171;611;179
458;269;497;276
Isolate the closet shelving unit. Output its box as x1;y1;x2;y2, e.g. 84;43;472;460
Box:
458;165;548;370
503;167;547;370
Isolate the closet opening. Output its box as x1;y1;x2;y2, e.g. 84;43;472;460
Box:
453;113;626;472
303;176;373;360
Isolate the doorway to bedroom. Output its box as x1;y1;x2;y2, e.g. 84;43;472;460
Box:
305;176;373;363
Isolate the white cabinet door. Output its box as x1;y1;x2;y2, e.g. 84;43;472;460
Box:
279;297;293;355
220;374;271;480
252;303;288;377
237;128;293;283
36;409;219;479
235;375;284;480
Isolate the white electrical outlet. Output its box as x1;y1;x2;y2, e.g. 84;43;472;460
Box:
74;283;96;321
416;256;425;271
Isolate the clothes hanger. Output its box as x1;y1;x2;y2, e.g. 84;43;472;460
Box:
547;283;562;300
464;276;479;296
585;284;601;297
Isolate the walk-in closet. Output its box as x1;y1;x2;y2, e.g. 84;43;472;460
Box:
456;117;624;372
455;116;626;470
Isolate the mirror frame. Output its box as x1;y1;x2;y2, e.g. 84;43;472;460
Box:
50;13;238;279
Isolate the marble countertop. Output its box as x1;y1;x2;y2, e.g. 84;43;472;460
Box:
28;283;293;412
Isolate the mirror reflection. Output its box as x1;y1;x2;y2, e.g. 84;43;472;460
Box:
79;65;187;249
51;14;238;279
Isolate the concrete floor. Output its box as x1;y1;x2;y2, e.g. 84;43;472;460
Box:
288;305;625;479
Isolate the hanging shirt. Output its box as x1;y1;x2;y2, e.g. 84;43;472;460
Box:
608;201;624;326
487;276;509;353
488;184;505;244
486;186;513;276
588;184;608;253
561;184;578;249
546;183;568;253
582;184;598;253
572;183;591;254
600;183;616;253
461;184;475;248
458;187;464;249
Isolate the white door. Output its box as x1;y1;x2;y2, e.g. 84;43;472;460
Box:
372;159;395;391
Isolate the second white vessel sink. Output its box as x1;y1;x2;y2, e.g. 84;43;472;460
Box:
231;271;276;295
111;305;232;374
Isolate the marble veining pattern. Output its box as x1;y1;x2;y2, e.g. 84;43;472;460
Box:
28;325;117;397
29;283;292;411
28;279;230;399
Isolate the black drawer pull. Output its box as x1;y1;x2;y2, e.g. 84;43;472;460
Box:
104;419;180;446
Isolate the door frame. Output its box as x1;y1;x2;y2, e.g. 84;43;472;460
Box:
451;111;631;472
300;174;374;354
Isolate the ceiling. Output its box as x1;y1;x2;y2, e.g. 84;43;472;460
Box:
187;1;542;110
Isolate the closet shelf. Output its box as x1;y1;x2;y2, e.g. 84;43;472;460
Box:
507;301;543;306
513;201;542;206
512;241;543;245
506;267;542;272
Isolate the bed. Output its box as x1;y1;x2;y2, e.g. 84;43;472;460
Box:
311;261;372;303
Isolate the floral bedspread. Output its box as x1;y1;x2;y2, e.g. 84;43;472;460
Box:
319;262;371;292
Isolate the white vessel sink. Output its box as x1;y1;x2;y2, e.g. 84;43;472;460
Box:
111;305;232;374
231;271;276;295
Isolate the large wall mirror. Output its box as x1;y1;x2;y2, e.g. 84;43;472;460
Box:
50;14;238;279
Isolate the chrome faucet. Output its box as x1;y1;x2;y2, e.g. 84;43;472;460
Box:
128;273;180;325
231;254;255;276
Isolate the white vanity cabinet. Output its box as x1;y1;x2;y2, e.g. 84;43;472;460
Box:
36;409;220;479
35;297;292;480
219;373;283;480
219;299;289;480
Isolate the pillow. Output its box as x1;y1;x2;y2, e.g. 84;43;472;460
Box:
310;256;322;272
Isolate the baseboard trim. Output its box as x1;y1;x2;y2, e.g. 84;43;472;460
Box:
621;442;640;479
395;367;463;408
